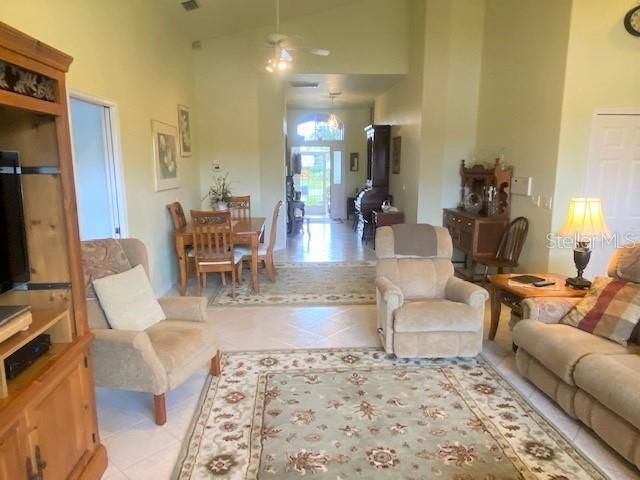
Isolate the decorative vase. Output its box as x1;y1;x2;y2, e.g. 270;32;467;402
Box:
214;201;228;211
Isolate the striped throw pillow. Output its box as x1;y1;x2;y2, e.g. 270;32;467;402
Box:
560;276;640;346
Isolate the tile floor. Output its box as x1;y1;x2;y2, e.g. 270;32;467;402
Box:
99;222;640;479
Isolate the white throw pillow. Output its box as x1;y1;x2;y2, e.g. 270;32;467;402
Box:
92;264;166;331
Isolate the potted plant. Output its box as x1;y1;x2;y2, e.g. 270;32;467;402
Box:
206;173;232;210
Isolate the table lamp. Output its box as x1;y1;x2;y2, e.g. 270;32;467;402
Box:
558;198;610;289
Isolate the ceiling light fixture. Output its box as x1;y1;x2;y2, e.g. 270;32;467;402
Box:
265;0;293;74
328;92;341;130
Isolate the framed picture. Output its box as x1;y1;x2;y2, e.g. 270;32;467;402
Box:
350;152;359;172
392;136;401;174
177;104;192;157
152;120;179;191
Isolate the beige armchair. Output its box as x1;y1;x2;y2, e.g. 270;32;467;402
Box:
82;238;220;425
375;225;488;358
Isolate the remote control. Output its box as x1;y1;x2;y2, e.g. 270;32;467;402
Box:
533;280;555;287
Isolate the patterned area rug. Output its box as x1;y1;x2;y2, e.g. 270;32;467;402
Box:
173;348;606;479
208;262;376;306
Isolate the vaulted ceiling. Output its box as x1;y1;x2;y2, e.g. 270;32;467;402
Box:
161;0;360;41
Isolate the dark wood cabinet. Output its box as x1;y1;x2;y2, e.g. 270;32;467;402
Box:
443;208;509;275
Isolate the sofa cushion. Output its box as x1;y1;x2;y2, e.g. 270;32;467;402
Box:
512;320;632;385
574;354;640;431
81;238;132;298
608;243;640;283
377;258;453;300
394;300;481;333
146;320;215;373
93;265;166;331
560;276;640;346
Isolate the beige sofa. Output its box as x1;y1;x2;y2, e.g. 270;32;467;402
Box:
82;238;220;425
375;225;488;358
513;244;640;469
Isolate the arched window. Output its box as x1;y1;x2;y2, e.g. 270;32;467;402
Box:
296;113;344;142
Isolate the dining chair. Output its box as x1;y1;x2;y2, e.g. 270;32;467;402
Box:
474;216;529;283
167;201;195;278
190;210;244;297
228;195;251;219
238;200;283;282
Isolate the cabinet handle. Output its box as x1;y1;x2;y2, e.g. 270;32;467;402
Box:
25;457;39;480
35;446;47;476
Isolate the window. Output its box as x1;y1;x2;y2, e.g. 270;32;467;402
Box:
296;113;344;142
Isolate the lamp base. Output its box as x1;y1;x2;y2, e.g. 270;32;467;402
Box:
565;276;592;290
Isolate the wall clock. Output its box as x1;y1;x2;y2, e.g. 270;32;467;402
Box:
624;5;640;36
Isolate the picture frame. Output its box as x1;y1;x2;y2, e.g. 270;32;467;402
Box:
392;136;401;174
177;104;192;157
152;120;179;191
350;152;359;172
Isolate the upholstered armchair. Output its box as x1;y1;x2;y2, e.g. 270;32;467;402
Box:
82;238;220;425
375;225;488;358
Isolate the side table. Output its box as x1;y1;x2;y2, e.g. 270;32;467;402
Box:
372;210;405;247
488;273;587;341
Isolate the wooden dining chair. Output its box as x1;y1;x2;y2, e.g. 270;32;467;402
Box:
190;210;244;297
167;201;187;231
228;195;251;219
238;200;283;282
474;216;529;283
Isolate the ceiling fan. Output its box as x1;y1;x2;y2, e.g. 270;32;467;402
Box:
264;0;330;73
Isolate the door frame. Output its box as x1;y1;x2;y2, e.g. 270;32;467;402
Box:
68;90;129;238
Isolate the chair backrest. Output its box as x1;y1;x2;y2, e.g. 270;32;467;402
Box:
375;224;453;259
267;200;284;254
607;243;640;283
190;210;234;261
166;201;187;231
228;195;251;219
377;257;454;300
495;216;529;265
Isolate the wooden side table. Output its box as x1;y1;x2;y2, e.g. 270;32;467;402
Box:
488;273;587;341
372;210;405;247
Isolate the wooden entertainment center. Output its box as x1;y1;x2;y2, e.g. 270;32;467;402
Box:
0;22;106;479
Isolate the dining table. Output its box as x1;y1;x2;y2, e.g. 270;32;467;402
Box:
173;216;266;295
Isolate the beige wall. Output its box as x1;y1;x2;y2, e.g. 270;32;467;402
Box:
549;0;640;274
1;1;200;293
287;107;372;198
475;0;572;271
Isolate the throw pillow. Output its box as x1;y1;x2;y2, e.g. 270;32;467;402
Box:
560;276;640;346
92;265;166;331
81;239;132;298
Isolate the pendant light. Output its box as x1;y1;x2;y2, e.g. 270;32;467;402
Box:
328;92;340;130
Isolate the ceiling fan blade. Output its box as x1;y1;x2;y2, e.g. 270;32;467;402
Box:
304;48;330;57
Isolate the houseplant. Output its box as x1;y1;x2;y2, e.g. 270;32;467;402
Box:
206;173;232;210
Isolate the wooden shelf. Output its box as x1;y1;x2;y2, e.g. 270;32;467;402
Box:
0;308;70;399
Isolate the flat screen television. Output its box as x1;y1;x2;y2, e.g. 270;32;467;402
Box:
0;151;30;293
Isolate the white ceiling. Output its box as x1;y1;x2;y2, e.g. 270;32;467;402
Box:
162;0;360;41
286;74;403;109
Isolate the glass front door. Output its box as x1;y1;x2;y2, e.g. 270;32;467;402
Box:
296;146;331;217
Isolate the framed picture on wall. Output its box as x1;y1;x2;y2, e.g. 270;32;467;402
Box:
177;104;192;157
152;120;179;191
392;136;401;174
350;152;359;172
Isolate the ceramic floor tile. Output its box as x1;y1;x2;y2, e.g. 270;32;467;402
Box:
101;464;128;480
122;440;182;480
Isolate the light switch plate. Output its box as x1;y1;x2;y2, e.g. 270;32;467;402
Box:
512;176;532;196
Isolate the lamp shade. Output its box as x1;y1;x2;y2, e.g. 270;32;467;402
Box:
558;198;611;238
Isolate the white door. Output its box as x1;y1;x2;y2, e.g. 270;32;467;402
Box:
329;148;346;220
585;113;640;277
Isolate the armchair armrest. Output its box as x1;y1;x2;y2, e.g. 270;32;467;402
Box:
158;296;207;322
375;276;404;305
91;328;168;395
445;276;488;308
521;297;581;323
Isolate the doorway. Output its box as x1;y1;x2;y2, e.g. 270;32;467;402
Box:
585;111;640;276
293;145;345;219
69;94;127;240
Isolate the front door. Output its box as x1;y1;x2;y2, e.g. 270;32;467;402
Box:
585;112;640;277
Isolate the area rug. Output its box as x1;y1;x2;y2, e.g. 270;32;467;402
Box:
173;348;607;480
208;262;376;306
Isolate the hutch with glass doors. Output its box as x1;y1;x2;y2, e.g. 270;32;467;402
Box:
0;22;106;480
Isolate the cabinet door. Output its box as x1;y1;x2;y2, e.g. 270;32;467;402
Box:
0;417;30;480
26;353;94;480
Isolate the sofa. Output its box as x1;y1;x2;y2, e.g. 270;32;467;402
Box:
513;244;640;468
375;224;488;358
